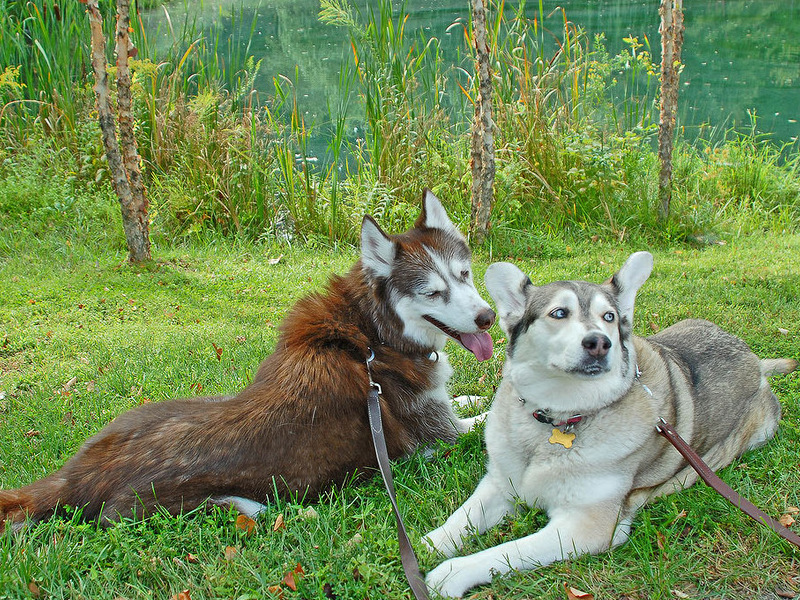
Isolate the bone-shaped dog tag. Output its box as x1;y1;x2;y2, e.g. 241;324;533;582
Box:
549;428;576;448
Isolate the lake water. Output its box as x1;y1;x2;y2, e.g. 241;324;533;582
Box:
143;0;800;148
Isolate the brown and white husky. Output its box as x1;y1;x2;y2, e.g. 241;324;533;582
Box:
0;190;495;531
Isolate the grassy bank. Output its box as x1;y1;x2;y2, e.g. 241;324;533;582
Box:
1;0;799;250
1;228;798;599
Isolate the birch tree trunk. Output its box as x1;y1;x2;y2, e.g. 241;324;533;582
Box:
87;0;151;263
469;0;495;246
657;0;684;223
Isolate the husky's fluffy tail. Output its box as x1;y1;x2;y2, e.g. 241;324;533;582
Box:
761;358;799;377
0;474;64;532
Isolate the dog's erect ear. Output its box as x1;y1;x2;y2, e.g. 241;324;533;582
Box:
361;215;394;278
417;189;460;235
485;262;532;333
609;251;653;322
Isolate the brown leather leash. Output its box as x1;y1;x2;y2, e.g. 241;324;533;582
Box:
366;350;430;600
656;418;800;549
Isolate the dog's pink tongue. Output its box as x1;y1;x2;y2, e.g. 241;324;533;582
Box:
460;332;494;362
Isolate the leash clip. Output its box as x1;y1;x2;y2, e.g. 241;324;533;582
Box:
366;347;382;395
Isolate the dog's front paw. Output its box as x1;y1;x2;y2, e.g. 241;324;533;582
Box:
423;526;461;558
426;557;483;598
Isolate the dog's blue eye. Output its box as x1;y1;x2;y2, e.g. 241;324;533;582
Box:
426;291;442;299
460;270;470;280
603;311;615;322
549;308;568;319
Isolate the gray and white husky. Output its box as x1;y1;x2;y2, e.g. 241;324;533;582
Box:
424;251;796;598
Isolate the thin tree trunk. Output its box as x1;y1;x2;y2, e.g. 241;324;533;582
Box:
115;0;151;261
469;0;495;246
657;0;684;223
87;0;151;263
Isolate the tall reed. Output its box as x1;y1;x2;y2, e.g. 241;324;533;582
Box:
0;0;106;146
321;0;461;207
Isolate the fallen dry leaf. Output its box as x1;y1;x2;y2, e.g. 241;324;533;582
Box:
224;546;238;561
564;583;594;600
272;513;285;531
283;571;297;591
170;591;191;600
212;343;223;361
267;585;284;598
28;582;41;598
25;429;41;438
235;514;257;535
656;530;666;550
267;254;284;265
186;553;199;564
780;513;796;528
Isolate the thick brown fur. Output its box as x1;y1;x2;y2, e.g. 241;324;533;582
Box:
0;191;494;530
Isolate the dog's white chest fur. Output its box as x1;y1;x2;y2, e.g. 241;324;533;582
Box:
484;379;643;510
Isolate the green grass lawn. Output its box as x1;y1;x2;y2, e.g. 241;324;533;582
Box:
1;232;798;599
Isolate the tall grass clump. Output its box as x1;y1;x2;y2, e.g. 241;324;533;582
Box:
322;0;670;245
134;3;365;244
482;3;651;242
0;0;101;143
672;118;800;239
320;0;471;231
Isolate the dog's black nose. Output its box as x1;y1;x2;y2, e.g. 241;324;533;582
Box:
475;308;496;331
582;333;611;358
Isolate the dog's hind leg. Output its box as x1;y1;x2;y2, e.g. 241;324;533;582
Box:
741;359;792;452
211;496;269;518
